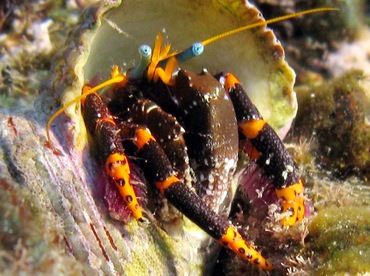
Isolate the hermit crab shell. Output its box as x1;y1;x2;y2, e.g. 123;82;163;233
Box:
85;0;297;134
40;0;297;150
90;0;297;128
33;0;296;274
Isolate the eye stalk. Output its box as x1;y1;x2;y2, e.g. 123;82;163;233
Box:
127;44;152;80
139;44;152;58
172;42;204;63
157;42;204;73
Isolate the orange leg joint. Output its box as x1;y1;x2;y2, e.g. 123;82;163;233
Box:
155;175;180;195
135;128;156;149
240;119;267;140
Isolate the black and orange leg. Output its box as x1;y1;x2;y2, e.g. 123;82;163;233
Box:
129;99;189;180
220;73;305;226
81;88;145;222
133;127;272;270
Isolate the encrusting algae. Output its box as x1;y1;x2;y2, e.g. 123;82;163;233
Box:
289;69;370;181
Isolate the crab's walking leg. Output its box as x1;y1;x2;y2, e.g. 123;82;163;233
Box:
221;73;305;227
134;128;272;270
81;88;145;222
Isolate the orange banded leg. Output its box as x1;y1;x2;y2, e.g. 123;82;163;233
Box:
81;88;145;222
133;128;272;270
221;72;305;226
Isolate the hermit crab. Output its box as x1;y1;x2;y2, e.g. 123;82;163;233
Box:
41;0;336;273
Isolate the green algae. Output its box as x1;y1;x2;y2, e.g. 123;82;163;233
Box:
309;206;370;275
291;69;370;181
285;66;370;275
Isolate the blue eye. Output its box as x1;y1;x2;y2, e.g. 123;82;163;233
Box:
191;42;204;57
139;45;152;58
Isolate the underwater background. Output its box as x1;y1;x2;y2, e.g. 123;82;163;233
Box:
0;0;369;275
